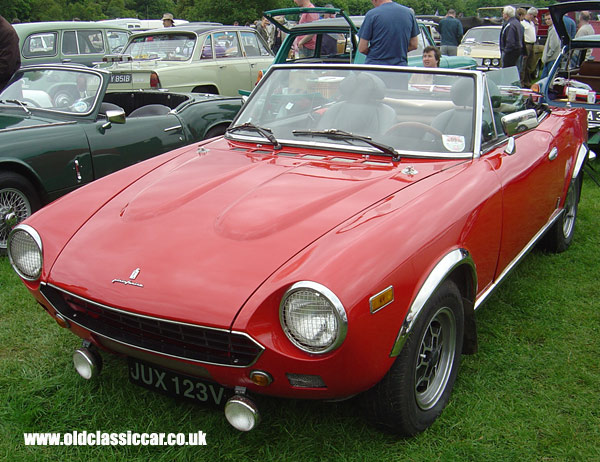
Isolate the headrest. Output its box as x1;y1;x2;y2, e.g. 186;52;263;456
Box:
340;72;386;102
451;78;475;107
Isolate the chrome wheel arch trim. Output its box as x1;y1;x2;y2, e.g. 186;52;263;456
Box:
572;143;589;180
390;248;476;357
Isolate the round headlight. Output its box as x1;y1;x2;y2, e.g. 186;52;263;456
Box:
483;58;491;66
279;281;347;354
492;58;500;66
8;224;42;281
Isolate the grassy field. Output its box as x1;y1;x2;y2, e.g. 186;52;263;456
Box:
1;173;599;462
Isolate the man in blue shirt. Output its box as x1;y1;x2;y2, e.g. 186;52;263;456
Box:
438;9;463;56
358;0;419;66
563;14;576;39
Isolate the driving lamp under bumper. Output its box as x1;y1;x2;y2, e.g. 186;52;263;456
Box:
224;394;260;431
73;347;102;380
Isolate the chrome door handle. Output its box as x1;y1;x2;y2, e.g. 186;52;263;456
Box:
548;147;558;161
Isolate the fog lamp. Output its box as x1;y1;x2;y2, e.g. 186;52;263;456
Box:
224;395;260;431
73;347;102;380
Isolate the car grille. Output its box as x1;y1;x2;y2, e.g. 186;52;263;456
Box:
40;284;263;367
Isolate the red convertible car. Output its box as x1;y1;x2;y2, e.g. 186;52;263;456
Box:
8;64;590;435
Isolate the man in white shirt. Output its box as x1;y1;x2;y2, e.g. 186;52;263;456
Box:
521;7;537;87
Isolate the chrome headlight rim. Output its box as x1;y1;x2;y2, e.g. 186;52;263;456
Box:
8;224;43;281
279;281;348;355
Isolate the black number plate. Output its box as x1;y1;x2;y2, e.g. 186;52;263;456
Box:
110;73;132;84
128;358;230;407
587;109;600;125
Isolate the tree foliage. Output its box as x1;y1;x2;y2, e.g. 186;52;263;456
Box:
1;0;556;24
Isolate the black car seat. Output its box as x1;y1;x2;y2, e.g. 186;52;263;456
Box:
128;104;171;117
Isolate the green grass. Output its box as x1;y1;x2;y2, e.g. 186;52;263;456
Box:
1;173;599;462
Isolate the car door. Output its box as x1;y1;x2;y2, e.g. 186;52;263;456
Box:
480;80;569;274
210;31;254;96
83;112;189;179
61;28;106;66
240;30;273;84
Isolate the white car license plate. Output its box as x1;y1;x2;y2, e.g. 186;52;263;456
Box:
128;358;230;406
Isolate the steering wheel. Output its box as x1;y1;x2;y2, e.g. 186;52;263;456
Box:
385;122;443;140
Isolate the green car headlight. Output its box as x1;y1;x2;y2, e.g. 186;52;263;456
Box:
279;281;347;354
8;224;43;281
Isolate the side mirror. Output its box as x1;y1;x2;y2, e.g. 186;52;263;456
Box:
100;108;126;131
501;109;539;136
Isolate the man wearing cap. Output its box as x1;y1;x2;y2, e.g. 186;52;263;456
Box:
162;13;174;28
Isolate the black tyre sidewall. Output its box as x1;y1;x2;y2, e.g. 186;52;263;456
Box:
361;279;464;436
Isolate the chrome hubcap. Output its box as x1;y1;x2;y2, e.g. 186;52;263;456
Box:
415;306;456;410
0;188;31;249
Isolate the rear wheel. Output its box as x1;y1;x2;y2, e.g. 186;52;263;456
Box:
542;176;581;253
0;172;41;254
361;280;464;436
204;125;228;139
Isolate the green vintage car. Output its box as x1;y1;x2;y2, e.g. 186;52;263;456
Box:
14;21;131;67
0;64;242;252
265;7;477;68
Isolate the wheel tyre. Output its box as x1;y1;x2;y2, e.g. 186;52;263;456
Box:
205;126;227;139
360;279;464;436
542;176;581;253
0;172;41;253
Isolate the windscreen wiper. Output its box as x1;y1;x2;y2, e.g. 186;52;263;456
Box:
226;122;281;150
292;129;400;161
0;99;31;115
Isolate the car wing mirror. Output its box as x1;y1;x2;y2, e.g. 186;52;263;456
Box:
501;109;539;137
100;108;126;131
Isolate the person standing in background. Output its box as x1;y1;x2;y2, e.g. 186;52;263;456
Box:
438;9;463;56
500;5;524;69
540;13;560;79
293;0;319;58
521;7;537;87
358;0;419;66
0;15;21;92
162;13;174;28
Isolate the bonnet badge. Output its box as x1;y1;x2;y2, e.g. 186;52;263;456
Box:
112;268;144;287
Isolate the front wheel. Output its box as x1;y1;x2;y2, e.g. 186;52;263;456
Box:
0;172;41;254
360;279;464;436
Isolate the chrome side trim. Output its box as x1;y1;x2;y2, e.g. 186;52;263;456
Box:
390;249;476;357
474;209;563;311
0;121;77;133
164;125;182;132
40;282;265;368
